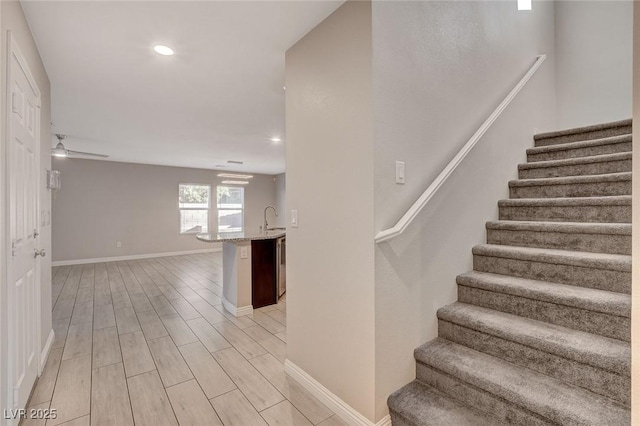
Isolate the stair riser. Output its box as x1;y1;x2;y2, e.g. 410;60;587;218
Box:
518;158;631;179
499;204;631;223
473;254;630;293
535;126;632;147
415;365;553;425
457;285;629;340
438;320;630;405
509;180;630;199
527;141;631;162
486;228;631;255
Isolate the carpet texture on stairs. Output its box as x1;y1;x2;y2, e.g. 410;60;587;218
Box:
387;119;632;425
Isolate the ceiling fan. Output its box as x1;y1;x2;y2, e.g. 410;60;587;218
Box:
51;134;109;158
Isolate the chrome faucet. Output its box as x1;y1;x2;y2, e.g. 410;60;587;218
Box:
264;205;278;231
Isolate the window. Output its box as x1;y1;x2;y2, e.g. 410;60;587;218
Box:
179;184;211;234
217;186;244;233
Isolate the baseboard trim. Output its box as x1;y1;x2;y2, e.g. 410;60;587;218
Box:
39;329;55;374
284;359;391;426
374;416;391;426
236;304;254;316
221;295;253;317
51;247;222;266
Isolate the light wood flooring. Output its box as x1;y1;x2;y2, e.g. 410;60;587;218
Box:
24;253;346;426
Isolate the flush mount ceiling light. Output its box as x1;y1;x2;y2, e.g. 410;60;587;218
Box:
217;173;254;179
153;45;174;56
222;180;250;185
517;0;532;10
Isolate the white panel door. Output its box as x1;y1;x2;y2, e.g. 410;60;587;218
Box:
7;33;41;413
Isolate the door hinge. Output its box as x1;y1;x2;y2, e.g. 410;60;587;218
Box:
11;241;17;257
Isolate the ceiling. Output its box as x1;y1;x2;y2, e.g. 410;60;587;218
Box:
22;1;343;175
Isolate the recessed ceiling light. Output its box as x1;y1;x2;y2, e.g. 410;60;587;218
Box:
217;173;253;179
270;137;282;143
222;180;250;185
153;45;174;56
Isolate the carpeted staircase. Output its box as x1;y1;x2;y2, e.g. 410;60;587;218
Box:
388;119;632;425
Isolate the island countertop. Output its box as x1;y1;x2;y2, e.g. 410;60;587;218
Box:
196;230;285;243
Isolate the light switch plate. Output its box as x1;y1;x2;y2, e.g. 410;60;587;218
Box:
291;210;298;228
395;161;405;184
240;246;248;259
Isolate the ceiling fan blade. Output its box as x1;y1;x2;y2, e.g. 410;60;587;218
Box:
67;149;109;158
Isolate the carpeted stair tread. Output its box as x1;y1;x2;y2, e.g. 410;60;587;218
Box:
486;220;631;236
508;172;631;188
456;271;630;317
528;134;631;155
498;195;631;223
526;134;631;162
472;244;630;272
518;152;631;173
499;195;631;207
437;302;630;374
485;220;631;254
534;119;631;146
388;381;499;426
508;172;631;198
414;339;630;425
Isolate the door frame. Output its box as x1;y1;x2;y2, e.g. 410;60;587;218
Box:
4;30;42;419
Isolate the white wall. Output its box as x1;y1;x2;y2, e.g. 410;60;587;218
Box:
372;1;557;420
630;1;639;423
274;173;286;228
1;1;52;420
51;158;277;262
285;0;376;421
555;0;633;129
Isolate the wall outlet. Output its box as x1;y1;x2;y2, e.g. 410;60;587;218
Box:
240;246;248;259
291;210;298;228
116;241;122;248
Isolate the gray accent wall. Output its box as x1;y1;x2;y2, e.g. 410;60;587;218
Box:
51;158;277;262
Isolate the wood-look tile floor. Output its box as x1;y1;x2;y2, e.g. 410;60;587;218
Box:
25;253;347;426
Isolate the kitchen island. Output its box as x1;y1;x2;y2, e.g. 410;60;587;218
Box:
196;230;285;316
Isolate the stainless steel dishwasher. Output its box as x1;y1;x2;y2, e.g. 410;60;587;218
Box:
276;236;286;297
